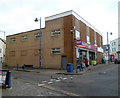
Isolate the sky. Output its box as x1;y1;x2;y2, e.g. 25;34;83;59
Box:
0;0;119;45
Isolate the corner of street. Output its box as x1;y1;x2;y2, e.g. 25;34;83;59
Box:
1;63;119;97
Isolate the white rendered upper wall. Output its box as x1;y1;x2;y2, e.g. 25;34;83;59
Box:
45;10;102;36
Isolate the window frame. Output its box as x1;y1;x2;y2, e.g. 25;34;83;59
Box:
51;29;60;36
10;38;16;43
21;35;28;41
51;48;61;54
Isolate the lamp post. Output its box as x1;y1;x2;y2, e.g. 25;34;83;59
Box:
107;32;112;63
0;30;5;40
34;17;42;69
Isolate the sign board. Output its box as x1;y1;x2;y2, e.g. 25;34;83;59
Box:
0;71;7;84
97;47;103;53
76;40;97;51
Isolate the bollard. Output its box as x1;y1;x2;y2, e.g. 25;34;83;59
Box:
7;71;11;88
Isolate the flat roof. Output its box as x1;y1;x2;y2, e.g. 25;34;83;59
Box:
45;10;102;36
6;28;45;37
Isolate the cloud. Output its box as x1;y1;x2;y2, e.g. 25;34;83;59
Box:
0;0;119;44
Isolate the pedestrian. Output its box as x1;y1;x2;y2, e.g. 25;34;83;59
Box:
103;58;106;64
85;59;89;67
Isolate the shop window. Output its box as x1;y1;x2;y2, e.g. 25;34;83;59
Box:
51;48;60;54
51;29;60;36
21;50;27;56
10;38;16;43
21;35;28;41
10;51;15;56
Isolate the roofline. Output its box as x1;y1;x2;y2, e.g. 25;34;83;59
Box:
6;28;45;37
45;10;102;36
110;37;120;42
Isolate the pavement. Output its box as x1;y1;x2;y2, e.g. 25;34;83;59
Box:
1;62;117;96
4;62;115;75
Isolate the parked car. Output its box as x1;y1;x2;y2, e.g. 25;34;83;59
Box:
114;58;120;64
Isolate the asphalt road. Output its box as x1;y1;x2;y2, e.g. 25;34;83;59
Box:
2;63;119;96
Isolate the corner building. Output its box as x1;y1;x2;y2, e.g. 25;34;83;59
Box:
6;10;103;69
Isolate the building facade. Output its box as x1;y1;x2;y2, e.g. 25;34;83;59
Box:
0;38;6;65
110;38;120;60
6;10;103;69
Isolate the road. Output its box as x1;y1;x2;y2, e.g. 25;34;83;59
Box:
2;63;119;96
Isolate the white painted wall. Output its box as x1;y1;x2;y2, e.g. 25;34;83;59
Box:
0;39;6;64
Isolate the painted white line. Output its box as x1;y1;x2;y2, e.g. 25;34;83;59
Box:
59;77;63;79
42;81;47;83
63;78;67;80
38;84;45;86
55;80;61;82
48;82;53;84
50;79;55;81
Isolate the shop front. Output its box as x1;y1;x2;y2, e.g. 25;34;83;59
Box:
76;40;98;65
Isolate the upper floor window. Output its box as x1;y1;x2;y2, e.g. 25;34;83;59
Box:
51;48;61;54
75;30;80;40
87;36;90;44
35;33;40;38
86;26;90;44
114;42;116;45
21;35;28;41
10;38;16;43
94;32;97;46
51;29;60;36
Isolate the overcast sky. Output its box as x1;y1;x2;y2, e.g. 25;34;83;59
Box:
0;0;119;45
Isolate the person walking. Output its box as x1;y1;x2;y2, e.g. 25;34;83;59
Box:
85;59;89;67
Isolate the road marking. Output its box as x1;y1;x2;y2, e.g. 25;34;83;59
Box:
38;84;45;86
55;80;61;82
59;77;62;79
42;81;47;83
63;78;67;80
14;77;81;96
42;85;80;96
50;79;55;81
48;82;53;84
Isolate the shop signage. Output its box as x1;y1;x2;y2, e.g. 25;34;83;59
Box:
97;47;103;53
76;40;97;51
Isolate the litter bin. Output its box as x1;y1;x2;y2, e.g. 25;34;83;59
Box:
66;63;74;72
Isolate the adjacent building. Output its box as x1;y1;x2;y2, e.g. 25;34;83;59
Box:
6;10;103;69
0;38;6;65
103;44;110;61
110;38;120;60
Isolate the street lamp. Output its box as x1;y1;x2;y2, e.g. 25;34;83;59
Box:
34;17;42;69
0;30;5;40
107;32;112;63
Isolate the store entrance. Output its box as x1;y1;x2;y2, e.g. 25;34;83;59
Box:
89;51;95;65
79;50;87;61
